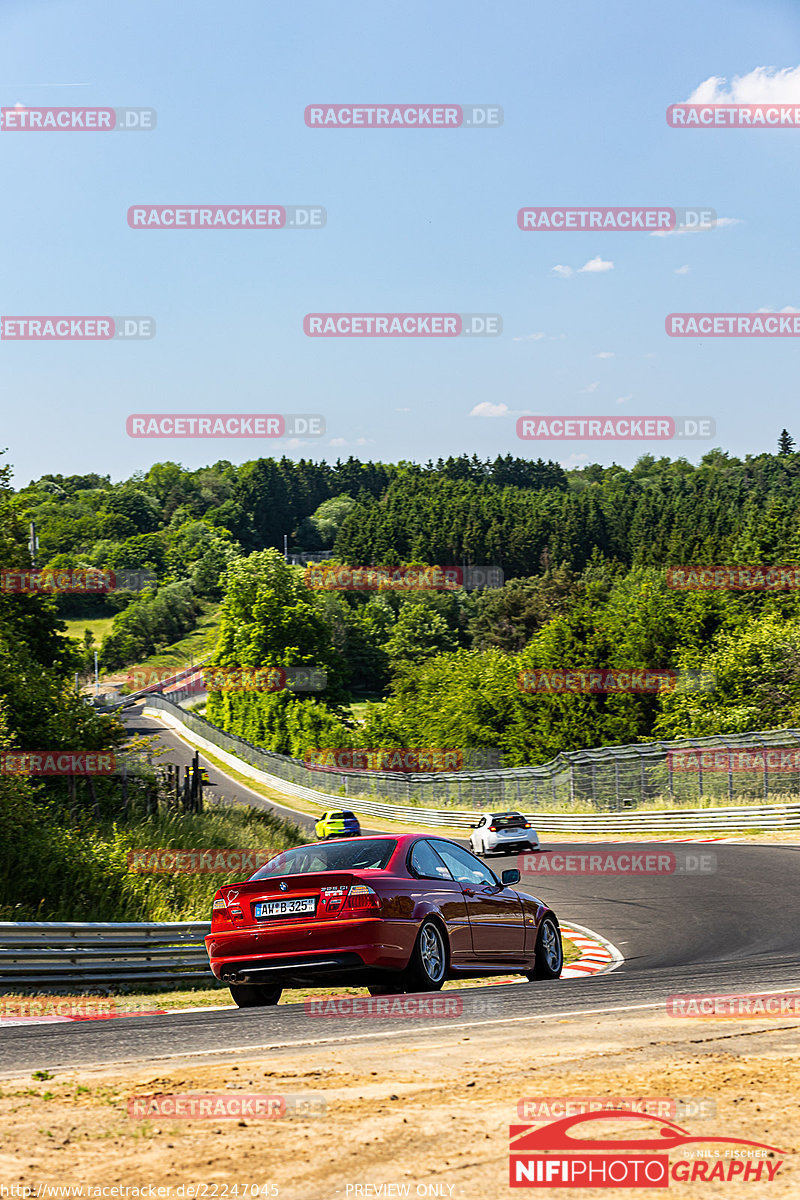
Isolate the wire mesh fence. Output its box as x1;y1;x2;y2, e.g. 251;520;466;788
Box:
143;696;800;812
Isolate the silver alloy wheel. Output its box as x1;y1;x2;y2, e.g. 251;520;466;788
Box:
419;922;446;983
540;918;562;972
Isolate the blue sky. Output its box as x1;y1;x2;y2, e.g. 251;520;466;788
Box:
2;0;800;484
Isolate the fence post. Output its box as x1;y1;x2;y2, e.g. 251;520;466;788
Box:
614;759;620;811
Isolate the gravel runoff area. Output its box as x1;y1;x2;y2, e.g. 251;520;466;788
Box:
0;1005;797;1197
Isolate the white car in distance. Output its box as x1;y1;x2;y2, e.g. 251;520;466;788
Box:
468;811;540;857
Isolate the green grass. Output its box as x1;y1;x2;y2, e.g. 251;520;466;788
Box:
109;601;221;690
348;693;385;723
63;616;116;646
0;797;311;923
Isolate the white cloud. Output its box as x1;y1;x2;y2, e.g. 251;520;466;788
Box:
687;65;800;104
675;264;691;275
595;351;615;359
578;256;614;273
512;331;548;342
580;381;599;394
756;305;800;313
395;406;411;412
560;453;590;467
470;401;512;418
651;216;742;239
551;264;574;278
615;395;633;406
328;436;374;448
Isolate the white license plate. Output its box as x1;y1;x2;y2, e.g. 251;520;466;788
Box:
254;897;316;919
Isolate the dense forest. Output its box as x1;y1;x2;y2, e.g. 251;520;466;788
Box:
7;441;800;767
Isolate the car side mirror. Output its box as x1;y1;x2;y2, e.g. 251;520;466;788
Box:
501;869;520;886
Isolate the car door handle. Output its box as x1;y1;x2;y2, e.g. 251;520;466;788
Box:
461;887;476;896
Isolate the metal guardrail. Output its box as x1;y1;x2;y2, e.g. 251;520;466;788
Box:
0;921;213;986
147;702;800;833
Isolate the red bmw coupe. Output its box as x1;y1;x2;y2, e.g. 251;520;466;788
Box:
205;834;563;1007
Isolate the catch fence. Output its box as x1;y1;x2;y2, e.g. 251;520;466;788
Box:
143;696;800;812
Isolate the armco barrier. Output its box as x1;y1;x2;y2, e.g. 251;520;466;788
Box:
144;700;800;832
0;922;213;987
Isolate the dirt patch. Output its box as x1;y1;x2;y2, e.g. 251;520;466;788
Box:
1;1009;798;1196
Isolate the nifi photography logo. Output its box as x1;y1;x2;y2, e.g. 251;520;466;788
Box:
508;1110;787;1187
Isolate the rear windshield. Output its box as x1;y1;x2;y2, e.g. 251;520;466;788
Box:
251;839;396;878
342;811;357;820
492;813;526;829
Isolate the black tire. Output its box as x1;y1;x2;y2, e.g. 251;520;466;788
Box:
402;919;448;992
367;982;406;996
526;916;563;980
229;983;282;1007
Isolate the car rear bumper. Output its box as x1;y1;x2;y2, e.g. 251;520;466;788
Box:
488;839;539;853
205;916;409;984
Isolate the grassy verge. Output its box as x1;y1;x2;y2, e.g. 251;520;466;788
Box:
0;801;310;923
102;602;221;691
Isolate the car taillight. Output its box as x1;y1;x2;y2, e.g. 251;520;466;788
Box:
489;825;497;832
343;884;381;912
211;895;234;929
524;823;532;828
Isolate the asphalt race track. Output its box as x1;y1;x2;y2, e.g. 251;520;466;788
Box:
3;704;800;1076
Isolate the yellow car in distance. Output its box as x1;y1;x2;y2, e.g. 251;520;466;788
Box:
314;809;362;839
